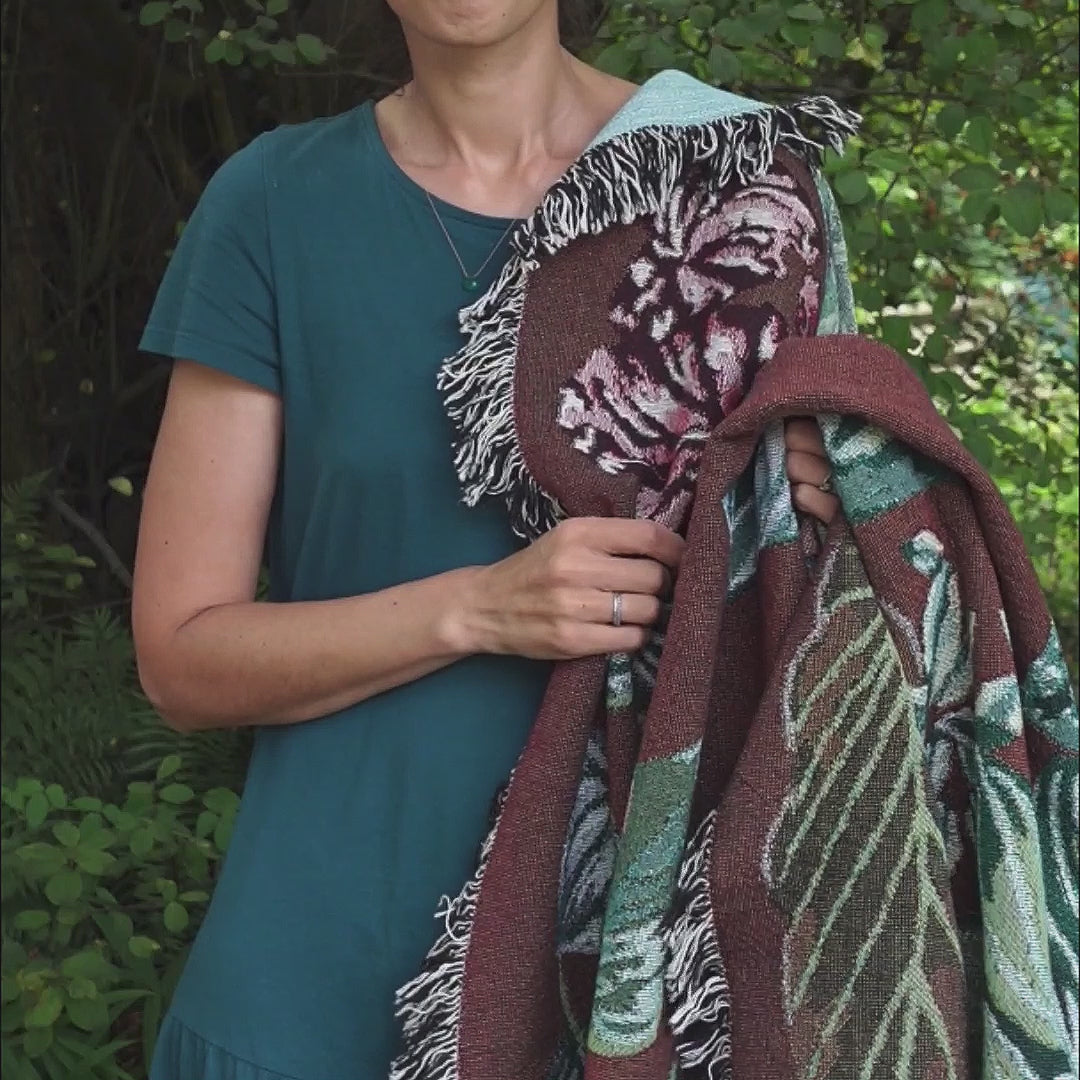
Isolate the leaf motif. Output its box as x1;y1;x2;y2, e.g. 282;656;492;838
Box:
819;418;942;524
972;754;1076;1078
764;535;963;1079
557;729;617;957
1021;627;1079;752
754;423;799;550
722;465;759;599
588;744;700;1056
903;530;973;714
1034;756;1080;1070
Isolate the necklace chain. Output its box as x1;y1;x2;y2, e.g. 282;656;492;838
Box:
425;191;517;293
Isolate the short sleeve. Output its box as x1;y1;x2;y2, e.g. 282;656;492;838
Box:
139;133;281;394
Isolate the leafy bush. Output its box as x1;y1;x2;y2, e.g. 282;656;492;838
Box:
0;760;238;1079
1;475;253;801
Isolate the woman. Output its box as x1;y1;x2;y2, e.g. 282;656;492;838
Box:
132;0;838;1074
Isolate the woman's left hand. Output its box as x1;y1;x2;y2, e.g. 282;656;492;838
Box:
785;418;839;525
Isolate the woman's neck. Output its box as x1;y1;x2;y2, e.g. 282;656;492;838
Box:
375;26;636;217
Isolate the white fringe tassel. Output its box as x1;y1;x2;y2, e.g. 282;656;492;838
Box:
662;809;734;1080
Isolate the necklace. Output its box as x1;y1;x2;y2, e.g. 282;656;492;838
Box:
425;191;517;293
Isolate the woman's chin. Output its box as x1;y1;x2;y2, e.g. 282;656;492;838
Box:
396;0;554;51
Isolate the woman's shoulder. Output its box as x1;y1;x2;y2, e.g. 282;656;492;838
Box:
255;103;372;185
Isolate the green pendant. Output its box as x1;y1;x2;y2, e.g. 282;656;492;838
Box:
462;276;480;293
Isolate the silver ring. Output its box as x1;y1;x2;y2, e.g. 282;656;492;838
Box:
817;473;835;495
611;591;624;627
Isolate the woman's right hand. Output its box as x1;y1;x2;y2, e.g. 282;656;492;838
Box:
457;518;685;661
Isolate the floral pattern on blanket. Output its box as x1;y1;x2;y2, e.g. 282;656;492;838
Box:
556;166;822;527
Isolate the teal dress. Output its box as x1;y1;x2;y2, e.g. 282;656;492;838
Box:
141;103;551;1079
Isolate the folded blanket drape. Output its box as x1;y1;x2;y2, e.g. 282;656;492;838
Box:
391;73;1079;1080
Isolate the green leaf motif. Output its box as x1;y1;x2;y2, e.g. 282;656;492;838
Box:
818;417;941;524
587;743;700;1056
754;424;800;549
763;536;962;1079
971;754;1076;1078
1021;626;1079;752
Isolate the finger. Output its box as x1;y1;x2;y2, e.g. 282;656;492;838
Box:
785;417;826;456
587;555;671;597
559;622;651;660
792;483;839;525
577;589;663;627
785;449;833;488
573;518;685;568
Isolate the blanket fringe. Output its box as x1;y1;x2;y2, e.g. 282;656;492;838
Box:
438;96;861;541
662;809;734;1080
389;782;512;1080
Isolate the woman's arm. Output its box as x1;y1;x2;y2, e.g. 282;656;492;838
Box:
133;362;685;732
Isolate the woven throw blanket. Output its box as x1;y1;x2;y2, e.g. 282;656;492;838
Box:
391;71;1079;1080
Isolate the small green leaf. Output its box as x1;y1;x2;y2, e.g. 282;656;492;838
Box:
864;148;912;172
788;2;824;19
687;3;714;27
707;43;741;84
833;170;870;204
71;797;102;812
213;816;235;852
23;1022;53;1057
964;115;995;156
16;843;66;875
203;788;240;815
66;994;109;1032
1044;186;1077;226
937;102;967;140
25;988;63;1028
952;163;1000;191
139;1;173;26
130;828;155;857
294;32;327;64
1004;8;1034;25
961;189;998;224
25;792;49;829
270;40;297;64
179;890;210;903
156;755;183;783
128;936;160;959
810;27;846;58
224;39;245;65
75;848;115;875
44;870;82;906
44;784;66;808
61;949;114;982
14;910;51;931
67;977;98;1000
204;36;227;63
163;901;190;934
51;822;79;848
107;476;134;497
195;810;218;839
164;17;189;42
56;905;85;926
1001;182;1043;236
159;783;195;805
266;0;289;12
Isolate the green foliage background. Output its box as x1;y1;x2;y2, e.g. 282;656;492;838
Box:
0;0;1076;1075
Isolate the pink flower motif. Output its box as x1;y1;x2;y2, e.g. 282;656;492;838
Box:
557;164;823;528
